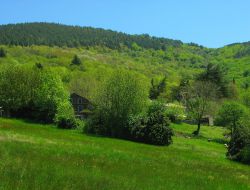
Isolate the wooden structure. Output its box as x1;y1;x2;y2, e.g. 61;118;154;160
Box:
70;93;93;119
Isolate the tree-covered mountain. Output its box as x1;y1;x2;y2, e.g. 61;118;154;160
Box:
0;22;250;97
0;22;183;50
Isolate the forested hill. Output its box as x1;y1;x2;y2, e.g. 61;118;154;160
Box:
0;22;183;50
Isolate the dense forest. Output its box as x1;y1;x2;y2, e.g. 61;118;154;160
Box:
0;23;183;50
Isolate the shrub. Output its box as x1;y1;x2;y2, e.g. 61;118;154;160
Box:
127;113;147;142
71;55;82;65
227;118;250;164
241;146;250;164
0;48;6;57
127;101;173;146
146;123;173;145
57;117;77;129
84;111;107;135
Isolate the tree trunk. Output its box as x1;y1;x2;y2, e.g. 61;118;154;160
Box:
196;122;201;135
193;121;201;136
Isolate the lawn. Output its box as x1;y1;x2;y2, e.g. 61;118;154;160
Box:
0;118;249;190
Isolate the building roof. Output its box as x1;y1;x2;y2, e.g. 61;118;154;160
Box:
70;93;91;104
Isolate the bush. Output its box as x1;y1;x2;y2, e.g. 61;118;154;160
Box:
241;146;250;164
127;113;147;142
71;55;82;65
57;117;78;129
146;124;173;145
0;48;6;57
127;101;173;146
84;111;107;135
227;119;250;164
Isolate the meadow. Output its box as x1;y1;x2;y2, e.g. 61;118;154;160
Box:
0;118;249;190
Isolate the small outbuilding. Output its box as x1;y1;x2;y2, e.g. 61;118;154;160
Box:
201;115;214;126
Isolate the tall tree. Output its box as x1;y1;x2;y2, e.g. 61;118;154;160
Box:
94;69;149;137
149;76;167;100
197;63;228;97
182;81;217;135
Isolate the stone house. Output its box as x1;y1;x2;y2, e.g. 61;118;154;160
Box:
70;93;93;119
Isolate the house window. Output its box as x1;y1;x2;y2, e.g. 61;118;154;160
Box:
78;98;82;104
78;105;83;113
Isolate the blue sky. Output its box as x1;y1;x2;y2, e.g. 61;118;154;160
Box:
1;0;250;48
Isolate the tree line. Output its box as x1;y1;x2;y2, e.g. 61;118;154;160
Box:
0;23;182;50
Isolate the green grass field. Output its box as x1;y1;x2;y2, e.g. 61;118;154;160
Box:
0;118;250;190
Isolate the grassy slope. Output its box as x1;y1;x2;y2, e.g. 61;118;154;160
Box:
0;119;249;190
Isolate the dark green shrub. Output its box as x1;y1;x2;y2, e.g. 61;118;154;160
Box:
127;101;173;146
0;48;6;57
84;111;107;135
145;101;173;145
127;114;147;142
71;55;82;65
146;123;173;145
227;119;250;164
57;117;78;129
241;146;250;164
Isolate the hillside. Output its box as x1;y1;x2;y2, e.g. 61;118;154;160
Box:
0;118;250;190
0;22;250;93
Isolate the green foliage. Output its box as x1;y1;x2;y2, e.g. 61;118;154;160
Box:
88;69;149;138
197;63;228;97
165;103;185;123
171;78;190;101
0;65;39;113
71;55;82;65
149;76;167;100
0;64;73;123
0;23;182;50
182;81;217;135
227;119;250;164
216;102;248;136
34;69;72;122
241;90;250;108
127;101;173;145
54;101;76;129
0;47;6;57
145;101;173;145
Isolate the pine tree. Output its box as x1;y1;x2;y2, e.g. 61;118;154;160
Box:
0;48;6;57
71;55;81;65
